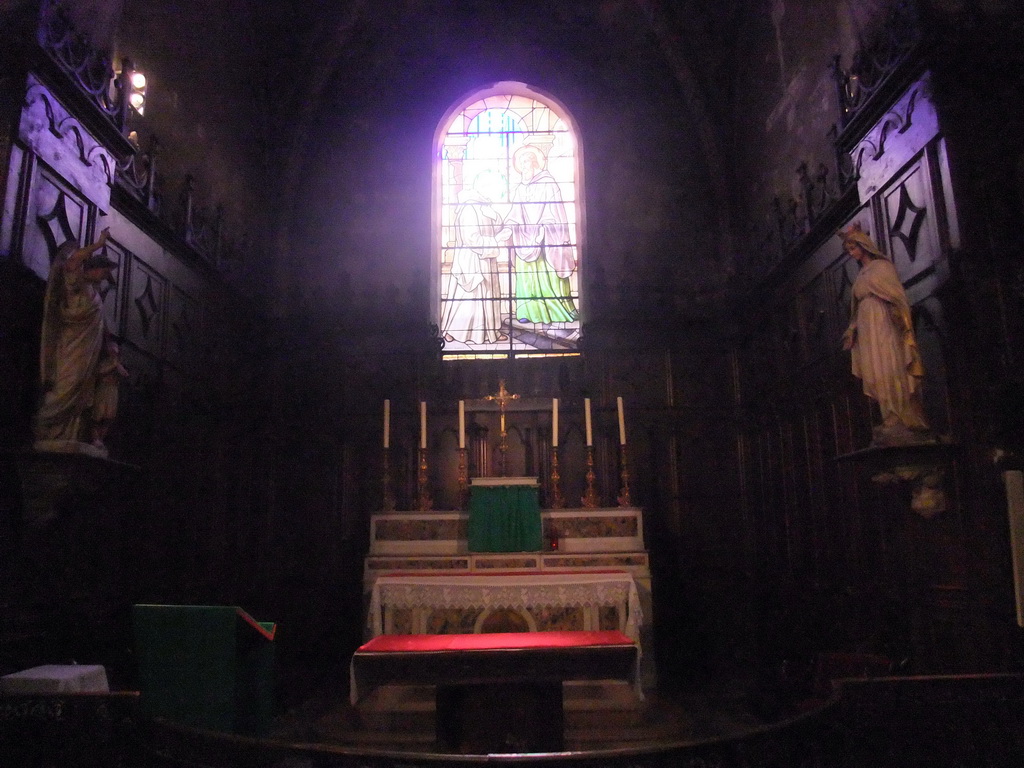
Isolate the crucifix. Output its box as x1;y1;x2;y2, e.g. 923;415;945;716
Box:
484;379;519;476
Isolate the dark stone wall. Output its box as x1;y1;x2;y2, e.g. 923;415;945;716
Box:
112;0;285;290
283;0;727;325
730;0;890;251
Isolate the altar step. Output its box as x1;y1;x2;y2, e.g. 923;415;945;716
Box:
328;681;685;751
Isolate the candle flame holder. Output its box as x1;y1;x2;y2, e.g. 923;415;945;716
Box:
498;421;508;477
457;447;469;510
417;447;432;511
382;447;396;511
549;447;565;509
617;444;632;508
582;446;599;508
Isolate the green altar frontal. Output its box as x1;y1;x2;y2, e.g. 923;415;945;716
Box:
467;476;543;552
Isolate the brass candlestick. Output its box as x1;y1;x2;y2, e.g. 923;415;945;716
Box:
417;447;432;511
457;447;469;510
549;446;565;509
617;444;632;508
498;412;508;477
582;445;599;508
382;447;396;511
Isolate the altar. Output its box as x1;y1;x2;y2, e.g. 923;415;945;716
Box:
361;504;655;688
361;384;655;695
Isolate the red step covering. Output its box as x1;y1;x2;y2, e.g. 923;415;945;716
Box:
379;570;627;577
357;630;634;653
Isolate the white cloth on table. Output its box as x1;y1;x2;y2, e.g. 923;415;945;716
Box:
0;664;109;694
367;571;643;642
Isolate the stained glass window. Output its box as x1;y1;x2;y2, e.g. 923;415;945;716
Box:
438;89;580;359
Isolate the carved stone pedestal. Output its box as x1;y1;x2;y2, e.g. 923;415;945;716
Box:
4;447;139;526
837;440;957;519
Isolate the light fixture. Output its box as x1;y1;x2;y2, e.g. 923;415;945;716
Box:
128;69;147;116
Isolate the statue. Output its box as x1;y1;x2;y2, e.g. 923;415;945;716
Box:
840;223;932;446
34;228;127;457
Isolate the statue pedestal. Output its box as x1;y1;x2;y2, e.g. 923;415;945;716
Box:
33;439;108;459
3;447;139;526
837;439;957;518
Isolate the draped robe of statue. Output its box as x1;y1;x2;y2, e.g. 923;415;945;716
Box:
846;257;929;434
442;189;507;344
35;251;107;444
509;169;578;324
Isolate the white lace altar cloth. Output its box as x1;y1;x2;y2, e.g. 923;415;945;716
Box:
367;571;642;643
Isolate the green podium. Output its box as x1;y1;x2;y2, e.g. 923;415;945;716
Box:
467;477;542;552
132;604;276;735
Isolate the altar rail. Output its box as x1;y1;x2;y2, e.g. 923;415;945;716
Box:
3;674;1021;766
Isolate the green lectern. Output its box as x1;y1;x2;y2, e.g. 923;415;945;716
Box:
132;604;276;735
467;476;542;552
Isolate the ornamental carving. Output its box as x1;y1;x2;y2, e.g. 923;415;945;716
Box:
889;182;927;262
20;77;115;210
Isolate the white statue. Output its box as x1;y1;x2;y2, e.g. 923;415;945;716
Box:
35;228;127;456
840;223;931;446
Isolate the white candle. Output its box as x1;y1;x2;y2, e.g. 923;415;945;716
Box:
617;396;626;445
458;400;465;449
584;397;592;446
383;399;390;449
420;401;427;450
552;397;559;448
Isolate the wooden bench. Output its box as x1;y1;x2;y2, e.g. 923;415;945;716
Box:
350;630;638;753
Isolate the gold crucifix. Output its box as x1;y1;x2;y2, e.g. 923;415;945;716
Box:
484;379;519;476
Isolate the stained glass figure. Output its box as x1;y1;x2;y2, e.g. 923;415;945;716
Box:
439;91;580;357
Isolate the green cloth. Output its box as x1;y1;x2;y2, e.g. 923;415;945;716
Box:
468;484;543;552
132;604;275;736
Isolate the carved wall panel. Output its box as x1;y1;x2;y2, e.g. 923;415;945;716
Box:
737;329;775;410
667;348;733;413
798;272;833;366
881;153;942;286
98;236;127;337
603;351;671;409
114;341;163;460
21;163;90;278
772;302;802;380
166;286;201;375
125;255;166;358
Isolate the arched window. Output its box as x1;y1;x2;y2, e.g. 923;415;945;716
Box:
435;83;582;359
